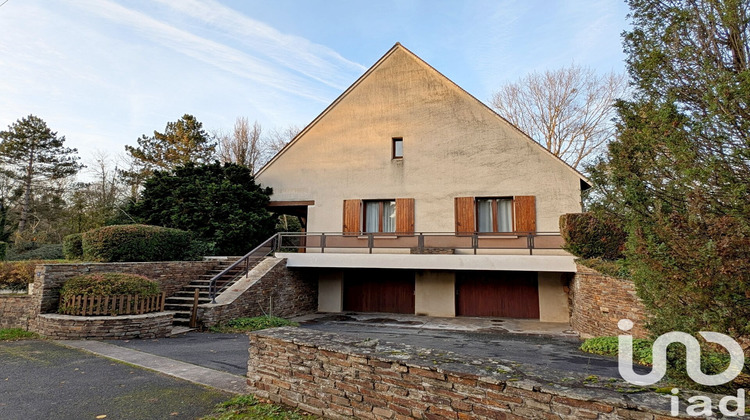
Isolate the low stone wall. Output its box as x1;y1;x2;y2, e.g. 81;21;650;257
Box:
198;258;317;328
0;294;35;330
570;263;649;339
248;328;684;419
34;312;174;339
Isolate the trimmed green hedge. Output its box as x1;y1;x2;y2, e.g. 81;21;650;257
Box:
62;233;83;260
60;272;161;297
81;224;198;262
6;243;63;261
559;213;626;260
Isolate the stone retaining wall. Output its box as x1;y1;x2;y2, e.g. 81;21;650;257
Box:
0;294;35;330
34;312;174;339
248;328;685;419
198;258;316;328
570;263;649;339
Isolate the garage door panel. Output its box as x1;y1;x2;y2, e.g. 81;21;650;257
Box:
456;271;539;318
343;270;415;314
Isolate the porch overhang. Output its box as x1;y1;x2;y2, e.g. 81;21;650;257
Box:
275;252;577;273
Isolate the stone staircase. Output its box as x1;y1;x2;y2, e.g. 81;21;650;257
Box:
165;258;248;326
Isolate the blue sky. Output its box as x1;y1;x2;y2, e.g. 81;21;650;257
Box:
0;0;629;170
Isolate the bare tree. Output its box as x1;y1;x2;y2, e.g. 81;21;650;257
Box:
216;117;264;173
263;124;301;160
491;64;627;170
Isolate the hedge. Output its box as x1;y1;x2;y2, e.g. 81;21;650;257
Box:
81;224;198;262
62;233;83;260
0;261;37;291
6;243;64;261
559;213;626;260
59;272;161;297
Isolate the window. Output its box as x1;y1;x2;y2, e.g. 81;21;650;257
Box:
364;200;396;233
476;198;513;233
392;137;403;159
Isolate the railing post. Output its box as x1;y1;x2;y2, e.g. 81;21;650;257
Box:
189;288;199;328
321;233;326;253
368;233;373;254
418;233;424;254
527;233;534;255
472;233;478;255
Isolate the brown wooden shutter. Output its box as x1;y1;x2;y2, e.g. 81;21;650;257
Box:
454;197;475;233
514;196;536;233
395;198;415;234
343;199;361;233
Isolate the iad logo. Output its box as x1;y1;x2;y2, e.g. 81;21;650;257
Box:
617;319;746;417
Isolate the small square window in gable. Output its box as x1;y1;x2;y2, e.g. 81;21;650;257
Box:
392;137;403;159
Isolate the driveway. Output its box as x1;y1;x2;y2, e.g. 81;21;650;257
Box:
0;340;229;420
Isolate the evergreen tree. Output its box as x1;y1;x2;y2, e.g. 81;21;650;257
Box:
590;0;750;340
0;115;82;240
129;162;275;255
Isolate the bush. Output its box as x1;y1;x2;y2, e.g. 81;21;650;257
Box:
60;272;160;297
559;213;626;260
0;241;6;260
62;234;83;260
81;224;199;262
0;261;37;291
209;316;298;333
580;336;654;366
6;243;63;261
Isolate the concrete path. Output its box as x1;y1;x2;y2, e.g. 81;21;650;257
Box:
59;339;249;394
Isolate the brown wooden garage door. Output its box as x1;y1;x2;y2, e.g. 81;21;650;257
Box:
343;269;415;314
456;271;539;318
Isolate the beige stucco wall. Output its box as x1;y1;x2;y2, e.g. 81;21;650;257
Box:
318;271;344;312
257;45;584;234
414;271;455;317
537;272;570;323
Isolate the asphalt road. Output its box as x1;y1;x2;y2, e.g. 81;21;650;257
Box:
0;340;229;420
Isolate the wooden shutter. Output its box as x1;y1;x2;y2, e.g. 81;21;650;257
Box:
343;200;361;233
514;196;536;233
395;198;415;234
454;197;475;233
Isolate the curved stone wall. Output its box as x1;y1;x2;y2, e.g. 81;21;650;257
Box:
34;312;173;340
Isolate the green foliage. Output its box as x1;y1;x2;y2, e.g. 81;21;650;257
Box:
0;328;38;341
209;316;298;333
130;162;276;255
125;114;216;175
0;115;82;238
0;261;37;290
6;243;63;261
0;241;6;260
201;394;316;420
580;336;653;365
60;272;160;297
587;0;750;342
62;233;83;260
81;224;199;262
559;213;625;260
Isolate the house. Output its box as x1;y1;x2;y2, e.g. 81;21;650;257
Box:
255;43;589;323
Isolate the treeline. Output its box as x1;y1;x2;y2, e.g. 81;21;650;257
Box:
0;114;299;256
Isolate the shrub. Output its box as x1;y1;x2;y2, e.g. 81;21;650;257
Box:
559;213;626;260
0;241;6;260
81;224;197;262
580;336;654;366
60;272;160;297
62;233;83;260
0;261;37;291
209;316;298;333
6;243;63;261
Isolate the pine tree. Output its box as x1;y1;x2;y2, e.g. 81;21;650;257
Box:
0;115;82;240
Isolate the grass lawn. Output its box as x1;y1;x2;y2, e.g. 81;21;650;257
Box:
0;328;39;341
200;395;317;420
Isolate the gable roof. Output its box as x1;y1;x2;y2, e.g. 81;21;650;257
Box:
256;43;591;189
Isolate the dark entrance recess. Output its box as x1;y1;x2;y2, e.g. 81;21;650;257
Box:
343;269;415;314
455;271;539;318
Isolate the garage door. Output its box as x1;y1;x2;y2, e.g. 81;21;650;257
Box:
456;271;539;318
343;269;415;314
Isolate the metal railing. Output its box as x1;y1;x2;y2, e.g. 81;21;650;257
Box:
275;231;564;256
208;234;279;303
